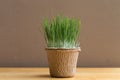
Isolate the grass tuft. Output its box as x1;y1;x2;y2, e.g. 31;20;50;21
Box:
43;15;81;49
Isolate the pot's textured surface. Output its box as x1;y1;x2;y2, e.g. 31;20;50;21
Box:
46;48;80;78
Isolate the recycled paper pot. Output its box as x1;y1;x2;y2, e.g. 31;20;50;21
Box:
46;48;81;78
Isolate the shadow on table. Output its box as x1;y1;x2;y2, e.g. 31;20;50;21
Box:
31;74;50;78
21;74;75;79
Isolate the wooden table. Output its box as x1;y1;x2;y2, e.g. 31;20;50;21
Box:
0;68;120;80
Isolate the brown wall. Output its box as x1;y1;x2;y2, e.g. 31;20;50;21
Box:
0;0;120;67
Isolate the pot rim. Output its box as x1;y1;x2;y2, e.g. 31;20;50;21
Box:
45;47;81;51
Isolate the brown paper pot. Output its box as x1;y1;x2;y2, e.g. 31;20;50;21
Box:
46;48;81;78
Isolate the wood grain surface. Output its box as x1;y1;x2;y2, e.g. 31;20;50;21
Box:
0;68;120;80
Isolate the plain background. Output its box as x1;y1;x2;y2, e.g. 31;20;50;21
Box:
0;0;120;67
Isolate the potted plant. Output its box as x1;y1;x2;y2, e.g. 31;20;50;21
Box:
43;15;81;78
